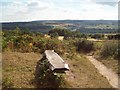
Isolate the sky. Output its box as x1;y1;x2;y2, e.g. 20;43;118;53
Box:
0;0;119;22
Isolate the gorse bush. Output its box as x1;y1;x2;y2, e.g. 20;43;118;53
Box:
100;40;119;59
76;39;94;53
2;28;69;54
2;37;7;50
33;38;67;54
2;28;91;54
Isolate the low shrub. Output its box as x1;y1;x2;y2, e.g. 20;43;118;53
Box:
2;37;7;51
91;34;104;39
35;57;65;88
76;39;94;53
33;38;67;55
100;40;119;59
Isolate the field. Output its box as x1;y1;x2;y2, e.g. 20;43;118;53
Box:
2;52;40;88
2;52;112;88
2;26;119;89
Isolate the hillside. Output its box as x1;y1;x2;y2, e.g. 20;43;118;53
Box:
1;20;118;34
2;27;119;89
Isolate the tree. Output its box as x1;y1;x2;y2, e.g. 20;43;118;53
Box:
50;32;59;38
15;27;21;35
91;34;104;39
49;28;70;36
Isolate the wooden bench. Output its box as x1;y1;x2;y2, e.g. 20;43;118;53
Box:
44;50;69;73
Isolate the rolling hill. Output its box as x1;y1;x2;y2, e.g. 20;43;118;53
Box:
1;20;118;34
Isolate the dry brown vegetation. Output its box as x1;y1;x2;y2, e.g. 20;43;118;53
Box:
2;29;119;88
2;52;40;88
94;40;119;74
62;54;112;88
2;52;112;88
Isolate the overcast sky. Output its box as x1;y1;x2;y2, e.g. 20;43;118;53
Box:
0;0;119;22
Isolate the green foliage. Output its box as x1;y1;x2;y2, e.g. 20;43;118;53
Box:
2;37;7;50
49;28;87;39
76;39;94;53
100;40;119;59
91;34;104;39
2;28;92;54
49;28;71;36
50;32;59;38
2;77;14;89
33;38;67;54
35;58;65;88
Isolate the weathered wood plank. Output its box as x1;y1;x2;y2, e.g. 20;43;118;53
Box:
44;50;69;72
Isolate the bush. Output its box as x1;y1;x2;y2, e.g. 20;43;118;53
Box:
35;57;65;88
33;38;67;54
50;32;59;38
76;39;94;53
100;40;119;59
91;34;104;39
2;29;88;54
2;37;7;51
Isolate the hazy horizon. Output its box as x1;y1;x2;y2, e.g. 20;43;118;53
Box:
1;19;118;23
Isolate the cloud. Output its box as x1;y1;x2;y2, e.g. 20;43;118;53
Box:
96;2;118;7
67;0;74;2
1;0;118;22
89;0;119;7
90;0;119;2
27;2;39;7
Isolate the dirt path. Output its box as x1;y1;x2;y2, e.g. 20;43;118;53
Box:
63;54;112;88
86;56;118;88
